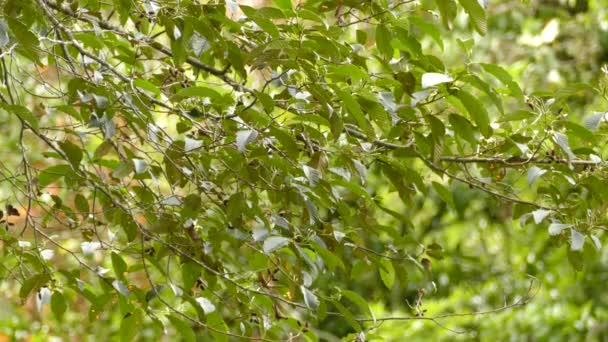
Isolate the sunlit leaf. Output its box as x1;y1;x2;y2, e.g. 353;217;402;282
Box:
263;236;290;254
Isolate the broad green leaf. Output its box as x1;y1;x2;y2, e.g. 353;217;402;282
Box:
207;312;229;342
432;181;454;208
375;25;393;58
455;90;492;138
409;16;444;50
112;252;128;278
449;113;477;147
168;315;196;342
182;262;200;291
434;0;457;29
561;121;595;143
273;0;292;10
555;82;595;100
133;79;161;96
182;194;201;219
480;63;524;100
1;104;38;129
175;86;221;100
379;259;395;289
38;164;73;187
458;0;487;35
498;110;535;122
20;273;50;300
332;300;361;331
312;244;346;272
337;90;374;138
6;17;39;61
120;312;142;342
75;193;89;213
59;141;83;169
51;291;67;320
342;289;374;320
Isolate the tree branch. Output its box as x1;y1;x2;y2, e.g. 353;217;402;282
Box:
344;126;554;210
43;0;253;94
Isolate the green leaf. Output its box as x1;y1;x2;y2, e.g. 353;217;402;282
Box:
342;289;374;320
332;300;361;331
207;312;229;342
432;181;454;208
51;291;68;320
409;17;444;50
175;86;221;100
20;273;50;300
112;252;128;278
38;164;73;187
133;79;161;96
455;90;492;138
0;104;38;129
449;113;477;147
555;82;595;100
74;193;89;213
6;17;39;61
273;0;292;11
379;259;395;289
498;110;535;122
337;90;374;138
458;0;487;35
269;126;299;157
434;0;457;29
567;250;584;271
375;25;393;59
182;194;201;219
253;18;280;38
168;315;196;342
182;262;200;291
561;121;595;143
120;311;142;342
480;63;524;101
312;244;346;272
58;140;83;169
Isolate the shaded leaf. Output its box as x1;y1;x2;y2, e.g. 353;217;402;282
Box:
456;90;491;138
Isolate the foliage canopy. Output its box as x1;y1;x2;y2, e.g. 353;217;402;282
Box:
1;0;608;340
